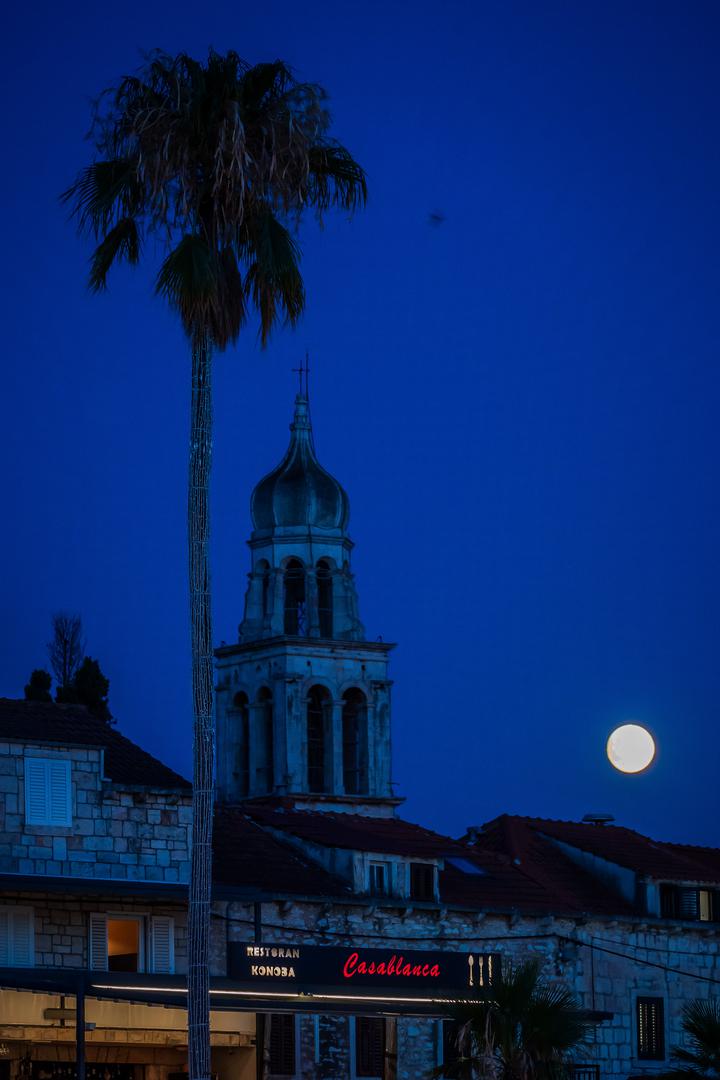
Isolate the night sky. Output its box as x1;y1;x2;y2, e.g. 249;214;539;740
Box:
2;2;719;845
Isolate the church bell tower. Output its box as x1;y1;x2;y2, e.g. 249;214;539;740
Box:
215;393;397;816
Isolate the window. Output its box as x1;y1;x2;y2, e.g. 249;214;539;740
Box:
24;757;71;827
88;914;174;973
316;560;333;638
307;685;331;793
660;884;719;922
0;907;34;966
637;997;665;1060
355;1017;385;1078
269;1013;296;1076
410;862;436;901
342;689;368;795
284;560;306;636
369;862;390;897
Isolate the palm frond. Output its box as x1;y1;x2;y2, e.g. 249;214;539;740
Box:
62;159;142;237
243;210;305;345
308;141;368;212
155;234;219;343
88;217;141;292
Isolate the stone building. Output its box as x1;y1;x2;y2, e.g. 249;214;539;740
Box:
1;392;719;1080
0;702;254;1080
209;393;720;1079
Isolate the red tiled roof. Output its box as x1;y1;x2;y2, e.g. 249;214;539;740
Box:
463;816;637;916
213;806;350;897
0;699;190;790
243;803;638;916
477;816;720;886
246;803;465;857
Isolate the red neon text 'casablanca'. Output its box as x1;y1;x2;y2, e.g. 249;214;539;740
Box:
342;952;441;980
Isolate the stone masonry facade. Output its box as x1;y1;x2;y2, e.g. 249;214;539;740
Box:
0;739;192;881
217;896;720;1079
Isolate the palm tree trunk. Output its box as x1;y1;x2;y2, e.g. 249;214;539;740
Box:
187;336;214;1080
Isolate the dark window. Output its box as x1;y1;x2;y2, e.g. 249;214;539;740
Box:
232;691;249;796
356;1016;385;1077
569;1067;600;1080
257;688;274;793
369;862;390;896
342;689;367;795
284;560;306;635
317;560;333;638
410;862;435;901
307;685;331;792
269;1013;296;1076
637;997;665;1060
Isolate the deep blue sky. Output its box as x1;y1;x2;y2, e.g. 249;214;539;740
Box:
2;2;719;845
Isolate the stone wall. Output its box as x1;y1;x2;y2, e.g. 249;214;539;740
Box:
0;890;187;971
222;897;720;1080
0;740;192;882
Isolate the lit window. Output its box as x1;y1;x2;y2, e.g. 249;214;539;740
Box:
24;757;72;827
0;907;34;967
89;914;174;973
369;862;390;897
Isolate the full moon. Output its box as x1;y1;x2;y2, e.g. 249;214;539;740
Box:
606;724;656;774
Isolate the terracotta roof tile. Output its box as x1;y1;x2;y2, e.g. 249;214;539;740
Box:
212;806;350;897
0;699;190;789
478;815;720;886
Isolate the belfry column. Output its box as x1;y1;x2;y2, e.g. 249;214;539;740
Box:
270;569;285;636
306;569;320;636
331;699;344;794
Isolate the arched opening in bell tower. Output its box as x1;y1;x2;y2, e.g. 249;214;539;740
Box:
316;559;333;638
257;559;271;620
342;688;368;795
256;687;274;792
307;685;331;792
284;559;306;635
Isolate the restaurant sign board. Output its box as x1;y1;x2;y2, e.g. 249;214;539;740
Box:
228;944;499;997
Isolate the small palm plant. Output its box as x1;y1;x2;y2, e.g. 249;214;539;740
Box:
62;49;365;1080
660;1000;720;1080
437;960;594;1080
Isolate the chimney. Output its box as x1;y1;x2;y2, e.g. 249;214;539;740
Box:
582;813;615;826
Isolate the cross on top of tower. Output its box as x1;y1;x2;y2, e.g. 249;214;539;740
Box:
291;353;311;397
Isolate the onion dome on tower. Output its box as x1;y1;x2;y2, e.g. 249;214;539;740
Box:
250;395;350;535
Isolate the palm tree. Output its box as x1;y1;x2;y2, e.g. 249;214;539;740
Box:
660;1000;720;1080
62;50;365;1080
438;961;594;1080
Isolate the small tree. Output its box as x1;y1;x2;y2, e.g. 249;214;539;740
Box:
47;613;85;696
438;961;593;1080
24;669;53;702
73;657;113;723
660;1000;720;1080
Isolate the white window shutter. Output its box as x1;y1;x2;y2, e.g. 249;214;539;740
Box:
150;917;175;974
48;760;72;826
11;910;34;967
25;759;48;824
89;914;108;970
0;910;9;965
